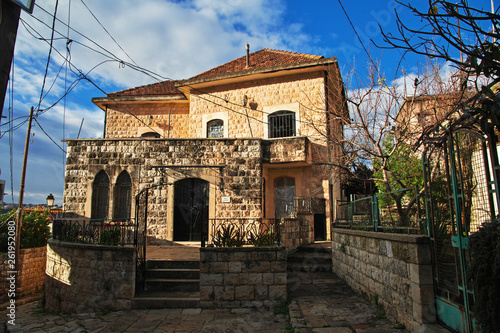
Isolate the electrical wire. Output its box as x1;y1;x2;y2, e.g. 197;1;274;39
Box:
35;0;59;115
79;0;139;67
33;117;66;153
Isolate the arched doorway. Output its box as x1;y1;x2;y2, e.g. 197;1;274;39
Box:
174;178;209;241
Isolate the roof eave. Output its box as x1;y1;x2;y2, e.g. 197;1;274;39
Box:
175;57;338;88
92;95;188;110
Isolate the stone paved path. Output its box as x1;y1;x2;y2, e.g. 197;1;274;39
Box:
287;271;407;333
2;302;289;332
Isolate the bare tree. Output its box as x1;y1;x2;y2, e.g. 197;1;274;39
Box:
379;1;500;131
330;60;468;225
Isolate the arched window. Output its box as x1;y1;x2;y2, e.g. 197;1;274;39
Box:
268;111;295;138
114;171;132;222
274;177;295;219
207;119;224;138
92;170;109;220
141;132;160;138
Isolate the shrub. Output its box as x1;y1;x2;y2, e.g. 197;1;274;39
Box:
468;220;500;333
100;225;121;245
20;209;51;249
0;209;51;251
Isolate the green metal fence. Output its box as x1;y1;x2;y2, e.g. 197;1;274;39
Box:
334;187;423;234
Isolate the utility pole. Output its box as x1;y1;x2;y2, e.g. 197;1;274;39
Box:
15;106;34;271
0;0;21;122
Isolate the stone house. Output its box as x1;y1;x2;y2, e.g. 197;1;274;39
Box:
63;47;348;244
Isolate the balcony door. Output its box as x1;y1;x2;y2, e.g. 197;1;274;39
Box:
275;177;295;219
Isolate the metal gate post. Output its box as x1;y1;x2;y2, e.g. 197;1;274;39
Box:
372;194;379;231
448;133;473;333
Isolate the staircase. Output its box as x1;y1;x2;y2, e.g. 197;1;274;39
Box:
132;260;200;309
287;242;332;273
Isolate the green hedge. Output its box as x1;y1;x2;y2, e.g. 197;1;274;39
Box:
469;220;500;333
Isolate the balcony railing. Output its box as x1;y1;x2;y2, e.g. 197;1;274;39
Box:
295;197;326;215
52;218;135;246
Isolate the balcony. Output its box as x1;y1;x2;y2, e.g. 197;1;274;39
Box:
262;136;310;165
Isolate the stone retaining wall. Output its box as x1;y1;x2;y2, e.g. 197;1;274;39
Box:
45;239;135;313
331;229;435;333
199;247;287;309
0;246;46;304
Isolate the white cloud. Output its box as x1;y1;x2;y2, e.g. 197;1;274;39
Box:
4;0;319;204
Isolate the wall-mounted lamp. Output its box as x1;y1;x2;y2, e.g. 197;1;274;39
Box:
242;95;248;106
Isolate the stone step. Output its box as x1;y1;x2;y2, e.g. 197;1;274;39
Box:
132;291;200;309
287;252;331;263
287;244;332;273
146;260;200;270
295;244;331;254
287;263;332;272
144;278;200;293
145;268;200;280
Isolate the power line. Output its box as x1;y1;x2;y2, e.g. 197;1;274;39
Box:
79;0;139;67
33;117;66;153
35;0;59;115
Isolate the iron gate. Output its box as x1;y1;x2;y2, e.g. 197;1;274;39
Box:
134;187;149;294
423;128;500;332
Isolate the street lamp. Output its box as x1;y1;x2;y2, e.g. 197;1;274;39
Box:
46;193;54;207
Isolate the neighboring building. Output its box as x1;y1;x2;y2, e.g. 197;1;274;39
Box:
62;47;348;243
396;93;467;146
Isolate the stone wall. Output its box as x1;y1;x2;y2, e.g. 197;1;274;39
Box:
280;217;314;251
18;247;47;296
0;246;47;304
105;102;190;139
331;229;435;333
199;247;287;309
45;239;135;313
64;138;265;240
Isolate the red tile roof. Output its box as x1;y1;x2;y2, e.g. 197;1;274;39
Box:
105;49;325;98
190;48;324;80
106;80;183;98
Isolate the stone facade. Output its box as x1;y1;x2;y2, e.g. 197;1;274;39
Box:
331;229;435;333
63;50;347;243
64;136;331;242
45;239;135;313
0;246;46;304
199;247;287;309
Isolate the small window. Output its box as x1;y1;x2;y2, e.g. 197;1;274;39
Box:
141;132;160;138
268;111;295;138
207;119;224;138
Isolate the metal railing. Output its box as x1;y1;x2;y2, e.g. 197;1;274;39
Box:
209;218;280;247
52;218;135;246
334;188;423;234
294;197;326;215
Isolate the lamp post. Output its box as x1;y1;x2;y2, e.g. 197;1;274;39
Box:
46;193;54;208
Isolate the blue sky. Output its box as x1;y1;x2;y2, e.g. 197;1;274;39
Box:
0;0;492;205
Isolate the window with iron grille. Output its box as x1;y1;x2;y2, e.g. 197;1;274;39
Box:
114;171;132;221
91;170;109;220
268;111;295;138
207;119;224;138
